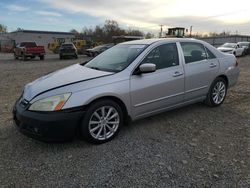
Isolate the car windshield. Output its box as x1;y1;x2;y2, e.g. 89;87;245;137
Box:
222;43;236;48
85;44;147;72
92;45;107;50
238;42;249;47
62;44;73;47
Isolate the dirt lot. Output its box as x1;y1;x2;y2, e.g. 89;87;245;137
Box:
0;53;249;187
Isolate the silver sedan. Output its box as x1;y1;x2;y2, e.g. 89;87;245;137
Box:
13;38;240;144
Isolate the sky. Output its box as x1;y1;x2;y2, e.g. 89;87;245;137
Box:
1;0;250;35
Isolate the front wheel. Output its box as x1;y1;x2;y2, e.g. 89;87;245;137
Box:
205;77;227;107
14;53;18;60
80;100;123;144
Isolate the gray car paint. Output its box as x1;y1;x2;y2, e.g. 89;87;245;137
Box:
24;38;240;121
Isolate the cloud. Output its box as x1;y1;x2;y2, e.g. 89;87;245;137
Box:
6;4;29;12
34;11;62;17
38;0;250;34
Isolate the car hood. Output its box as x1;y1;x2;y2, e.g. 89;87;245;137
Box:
23;64;113;101
217;47;233;51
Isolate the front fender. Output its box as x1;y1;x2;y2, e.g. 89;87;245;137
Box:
62;79;132;116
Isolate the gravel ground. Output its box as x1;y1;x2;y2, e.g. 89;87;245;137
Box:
0;53;249;187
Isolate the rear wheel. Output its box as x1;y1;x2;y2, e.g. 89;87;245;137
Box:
80;100;123;144
205;77;227;107
75;53;78;59
39;55;44;60
22;54;26;61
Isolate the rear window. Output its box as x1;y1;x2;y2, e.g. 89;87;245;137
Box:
180;42;207;63
20;42;36;47
205;47;216;59
62;44;74;47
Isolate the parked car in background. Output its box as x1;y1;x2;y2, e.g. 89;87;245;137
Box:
13;38;239;144
237;41;250;55
59;43;78;59
14;42;45;61
217;43;244;57
85;43;114;57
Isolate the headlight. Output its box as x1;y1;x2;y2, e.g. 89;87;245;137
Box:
29;93;71;111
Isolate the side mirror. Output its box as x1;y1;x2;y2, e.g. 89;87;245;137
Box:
138;63;156;74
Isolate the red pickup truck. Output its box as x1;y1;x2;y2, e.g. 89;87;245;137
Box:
14;42;45;61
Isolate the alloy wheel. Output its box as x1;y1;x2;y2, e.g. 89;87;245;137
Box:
88;106;120;141
212;81;226;104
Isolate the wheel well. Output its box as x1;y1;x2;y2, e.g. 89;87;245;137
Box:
217;75;228;86
87;96;130;124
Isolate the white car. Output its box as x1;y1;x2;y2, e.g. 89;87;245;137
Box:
13;38;240;144
217;43;244;57
237;42;250;55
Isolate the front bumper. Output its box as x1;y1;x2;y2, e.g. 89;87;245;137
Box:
12;100;84;142
60;52;76;56
26;53;45;56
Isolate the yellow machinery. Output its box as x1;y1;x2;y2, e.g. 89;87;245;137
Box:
48;38;65;54
72;39;87;54
166;27;185;38
48;36;95;54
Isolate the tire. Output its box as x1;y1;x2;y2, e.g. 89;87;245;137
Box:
22;54;26;61
40;55;44;60
80;99;123;144
75;54;78;59
205;77;227;107
59;55;63;60
14;53;18;60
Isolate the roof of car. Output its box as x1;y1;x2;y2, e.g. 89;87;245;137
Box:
62;43;74;45
121;38;202;45
237;41;250;44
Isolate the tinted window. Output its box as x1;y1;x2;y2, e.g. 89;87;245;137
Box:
62;44;74;47
205;47;216;59
180;42;206;63
141;43;179;70
20;42;36;47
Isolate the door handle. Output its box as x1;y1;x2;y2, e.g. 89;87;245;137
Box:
173;71;183;77
209;63;217;68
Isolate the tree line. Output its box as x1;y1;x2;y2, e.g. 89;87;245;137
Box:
70;20;154;43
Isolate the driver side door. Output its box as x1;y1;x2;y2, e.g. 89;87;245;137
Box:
130;43;185;119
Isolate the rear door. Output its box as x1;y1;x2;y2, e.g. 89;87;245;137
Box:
179;42;219;101
130;43;185;118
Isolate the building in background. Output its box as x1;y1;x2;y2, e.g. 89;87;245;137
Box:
0;30;75;53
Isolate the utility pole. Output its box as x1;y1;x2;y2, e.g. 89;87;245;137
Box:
159;25;163;38
189;26;193;37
